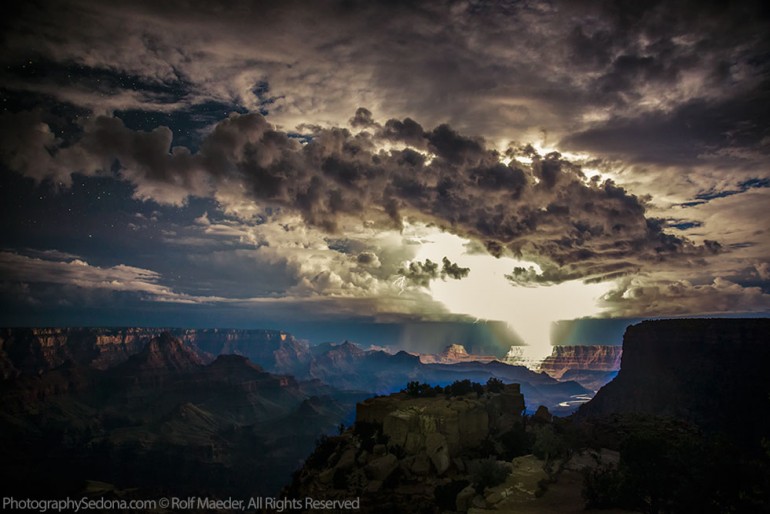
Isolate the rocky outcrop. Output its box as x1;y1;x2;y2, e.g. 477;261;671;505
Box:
358;384;524;470
0;327;151;375
179;328;312;376
116;332;203;387
418;343;498;364
577;318;770;441
0;327;593;413
286;382;627;513
0;327;310;377
539;345;622;379
0;338;367;499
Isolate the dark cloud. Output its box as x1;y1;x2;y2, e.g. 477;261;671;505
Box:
1;109;718;283
2;0;769;323
349;108;378;129
561;92;770;166
441;257;470;280
399;257;470;287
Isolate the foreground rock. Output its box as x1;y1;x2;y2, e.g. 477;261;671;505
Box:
286;383;525;512
287;382;637;513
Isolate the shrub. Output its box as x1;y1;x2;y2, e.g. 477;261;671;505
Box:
499;423;532;459
469;457;509;493
582;463;634;509
532;425;568;463
447;379;479;397
486;377;505;393
404;381;438;397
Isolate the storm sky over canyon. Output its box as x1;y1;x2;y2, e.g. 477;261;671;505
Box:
1;0;769;355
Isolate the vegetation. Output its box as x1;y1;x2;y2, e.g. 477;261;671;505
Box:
445;379;486;397
469;457;509;493
404;378;510;398
499;423;533;460
403;381;443;397
580;415;770;513
486;377;505;393
532;424;569;466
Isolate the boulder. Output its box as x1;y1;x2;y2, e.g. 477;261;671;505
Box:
334;447;357;472
318;468;335;485
532;405;552;423
425;433;450;475
411;452;431;476
365;454;398;481
366;480;383;493
455;484;476;512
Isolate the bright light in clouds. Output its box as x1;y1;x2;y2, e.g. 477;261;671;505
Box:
406;223;613;362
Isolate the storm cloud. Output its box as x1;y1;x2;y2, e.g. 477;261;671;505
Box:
2;109;719;284
1;0;769;324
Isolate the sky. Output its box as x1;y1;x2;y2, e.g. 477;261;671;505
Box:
1;0;769;357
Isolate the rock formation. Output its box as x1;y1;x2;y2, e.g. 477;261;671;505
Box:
0;332;368;498
287;382;528;512
417;343;499;364
577;318;770;442
0;327;594;413
539;345;622;379
0;327;310;377
357;384;525;466
538;345;622;391
286;382;629;513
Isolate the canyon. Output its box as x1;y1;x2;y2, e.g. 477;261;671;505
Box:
538;344;622;391
2;319;768;511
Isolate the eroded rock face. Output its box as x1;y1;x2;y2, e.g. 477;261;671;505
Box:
359;384;524;466
539;345;622;380
417;344;498;364
0;327;152;375
577;318;770;440
286;383;527;512
0;327;309;377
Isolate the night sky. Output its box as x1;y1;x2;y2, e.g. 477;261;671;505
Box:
1;1;769;355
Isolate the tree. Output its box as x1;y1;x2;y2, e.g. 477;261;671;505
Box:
486;377;505;393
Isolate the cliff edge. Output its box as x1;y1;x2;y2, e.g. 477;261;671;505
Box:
577;318;770;442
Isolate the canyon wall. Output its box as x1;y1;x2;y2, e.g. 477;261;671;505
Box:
577;318;770;441
0;327;308;378
539;345;622;379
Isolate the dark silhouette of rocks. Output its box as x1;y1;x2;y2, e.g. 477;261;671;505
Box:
577;318;770;442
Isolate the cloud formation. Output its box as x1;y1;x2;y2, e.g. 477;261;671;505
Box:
2;110;720;286
399;257;471;287
1;0;768;324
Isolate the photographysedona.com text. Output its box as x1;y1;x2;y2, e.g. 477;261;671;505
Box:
2;496;362;512
2;497;159;512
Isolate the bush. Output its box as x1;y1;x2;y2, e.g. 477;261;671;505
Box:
500;423;532;459
532;425;568;463
469;457;509;493
447;379;482;397
582;463;634;509
404;381;439;397
486;377;505;393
